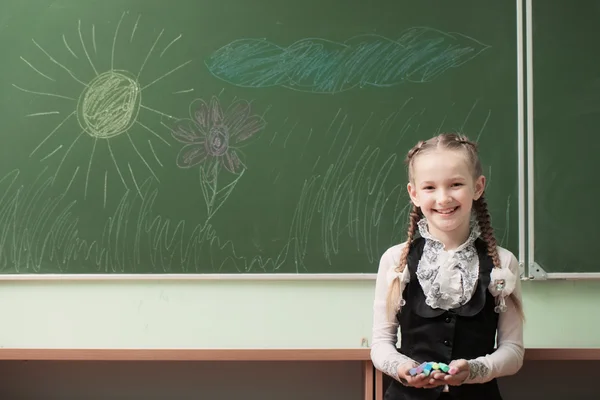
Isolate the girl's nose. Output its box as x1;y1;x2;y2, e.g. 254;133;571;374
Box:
438;192;453;204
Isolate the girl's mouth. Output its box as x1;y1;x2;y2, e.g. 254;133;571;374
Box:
434;206;459;215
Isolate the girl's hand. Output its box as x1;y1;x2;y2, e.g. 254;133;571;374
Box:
432;359;469;386
398;363;447;389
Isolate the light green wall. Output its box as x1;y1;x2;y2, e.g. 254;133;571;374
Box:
0;279;598;348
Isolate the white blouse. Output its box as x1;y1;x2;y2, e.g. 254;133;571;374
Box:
370;225;524;385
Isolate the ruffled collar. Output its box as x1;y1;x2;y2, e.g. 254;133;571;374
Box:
417;216;481;252
415;217;481;310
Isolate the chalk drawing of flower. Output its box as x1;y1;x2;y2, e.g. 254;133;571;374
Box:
170;96;266;174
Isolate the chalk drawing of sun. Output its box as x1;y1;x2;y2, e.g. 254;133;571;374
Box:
13;11;192;204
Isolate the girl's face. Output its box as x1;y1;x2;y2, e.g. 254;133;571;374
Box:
407;149;485;245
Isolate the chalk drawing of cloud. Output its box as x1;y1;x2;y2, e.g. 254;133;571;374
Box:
204;27;490;94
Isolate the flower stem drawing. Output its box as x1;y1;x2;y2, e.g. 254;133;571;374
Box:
199;164;245;221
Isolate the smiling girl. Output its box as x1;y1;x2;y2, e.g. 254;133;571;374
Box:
370;133;524;400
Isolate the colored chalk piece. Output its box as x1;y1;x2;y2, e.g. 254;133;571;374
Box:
439;363;450;373
448;367;458;375
423;363;433;376
409;362;428;376
431;362;440;370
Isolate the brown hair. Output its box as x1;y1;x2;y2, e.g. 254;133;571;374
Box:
386;133;524;321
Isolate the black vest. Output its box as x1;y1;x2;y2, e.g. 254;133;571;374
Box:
384;237;502;400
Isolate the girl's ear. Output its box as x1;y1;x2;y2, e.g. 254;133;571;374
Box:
473;175;486;200
407;182;420;207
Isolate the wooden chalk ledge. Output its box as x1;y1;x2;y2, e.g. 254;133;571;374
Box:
0;348;598;361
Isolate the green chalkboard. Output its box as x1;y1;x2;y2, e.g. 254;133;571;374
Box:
0;0;519;274
532;1;599;275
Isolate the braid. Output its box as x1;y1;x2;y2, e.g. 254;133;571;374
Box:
473;194;501;268
385;205;422;320
405;140;426;162
397;205;422;273
474;194;524;319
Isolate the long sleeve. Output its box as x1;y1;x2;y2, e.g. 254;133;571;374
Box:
370;244;416;382
464;249;525;384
